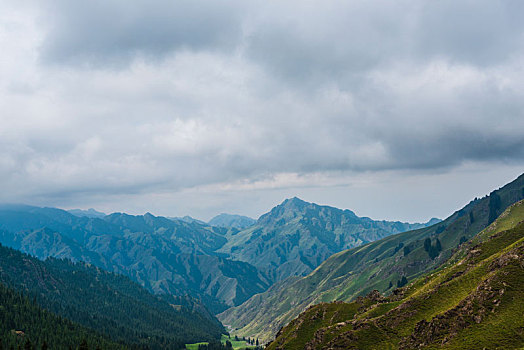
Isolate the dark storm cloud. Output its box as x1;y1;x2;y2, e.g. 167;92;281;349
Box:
244;1;524;85
413;0;524;66
40;0;247;66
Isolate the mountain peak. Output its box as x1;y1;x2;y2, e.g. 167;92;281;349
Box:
68;208;106;218
208;214;256;229
281;196;308;208
172;215;206;225
286;196;306;203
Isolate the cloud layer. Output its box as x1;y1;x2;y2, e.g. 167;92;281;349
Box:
1;0;523;220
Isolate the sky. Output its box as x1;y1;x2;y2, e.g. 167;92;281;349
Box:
1;0;523;222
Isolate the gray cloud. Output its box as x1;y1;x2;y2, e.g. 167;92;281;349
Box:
413;1;524;66
0;0;523;220
39;0;248;66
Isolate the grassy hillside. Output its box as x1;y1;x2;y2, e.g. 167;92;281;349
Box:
219;197;439;282
266;199;524;349
220;174;524;343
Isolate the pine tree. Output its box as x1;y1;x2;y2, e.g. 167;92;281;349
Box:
78;340;88;350
423;238;431;252
403;245;410;256
400;276;408;287
488;192;502;224
397;276;408;288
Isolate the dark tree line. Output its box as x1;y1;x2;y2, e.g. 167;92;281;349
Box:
0;243;224;349
396;276;408;288
488;191;502;224
424;237;442;259
0;282;120;350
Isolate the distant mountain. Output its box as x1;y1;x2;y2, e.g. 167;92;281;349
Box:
0;242;225;348
171;215;207;225
0;199;441;319
0;207;269;313
220;174;524;343
423;217;443;226
209;213;256;229
218;197;440;282
104;212;227;254
68;208;106;218
266;199;524;349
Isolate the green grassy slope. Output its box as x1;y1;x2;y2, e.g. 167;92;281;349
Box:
220;174;524;343
267;199;524;349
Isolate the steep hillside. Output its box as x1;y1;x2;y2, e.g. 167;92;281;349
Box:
219;197;439;282
0;283;120;350
220;174;524;343
0;243;225;348
209;214;256;230
0;207;269;313
267;199;524;349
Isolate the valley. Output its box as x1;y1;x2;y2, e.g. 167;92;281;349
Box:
1;174;523;349
3;1;524;348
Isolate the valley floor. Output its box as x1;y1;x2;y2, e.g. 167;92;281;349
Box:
186;334;258;350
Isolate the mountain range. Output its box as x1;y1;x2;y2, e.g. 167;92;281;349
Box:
68;208;107;218
219;197;439;281
0;206;268;313
0;200;433;313
266;198;524;349
2;173;523;348
208;214;256;230
220;173;524;343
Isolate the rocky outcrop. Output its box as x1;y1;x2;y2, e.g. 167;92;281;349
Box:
399;245;523;349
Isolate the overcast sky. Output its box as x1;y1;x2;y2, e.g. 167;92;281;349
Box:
1;0;523;222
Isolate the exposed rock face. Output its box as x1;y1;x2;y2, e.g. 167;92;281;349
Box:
219;197;439;282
